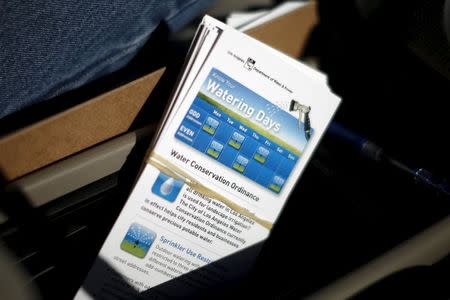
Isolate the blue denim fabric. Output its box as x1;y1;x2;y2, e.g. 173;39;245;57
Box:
0;0;213;118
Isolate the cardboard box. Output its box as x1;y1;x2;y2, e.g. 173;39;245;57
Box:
0;69;165;181
246;1;317;58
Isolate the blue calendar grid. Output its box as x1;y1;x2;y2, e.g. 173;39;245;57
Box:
176;96;301;193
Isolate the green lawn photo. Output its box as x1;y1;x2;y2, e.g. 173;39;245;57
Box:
120;240;147;258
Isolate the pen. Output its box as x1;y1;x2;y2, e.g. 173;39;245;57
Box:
328;122;450;196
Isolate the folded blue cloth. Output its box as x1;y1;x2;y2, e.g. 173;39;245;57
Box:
0;0;213;118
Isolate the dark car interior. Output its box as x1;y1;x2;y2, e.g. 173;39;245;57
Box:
1;0;449;299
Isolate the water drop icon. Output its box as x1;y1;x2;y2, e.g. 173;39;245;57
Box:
160;177;174;195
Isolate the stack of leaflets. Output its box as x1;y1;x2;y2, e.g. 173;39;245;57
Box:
75;16;340;299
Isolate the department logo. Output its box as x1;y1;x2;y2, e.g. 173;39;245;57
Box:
244;58;255;70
